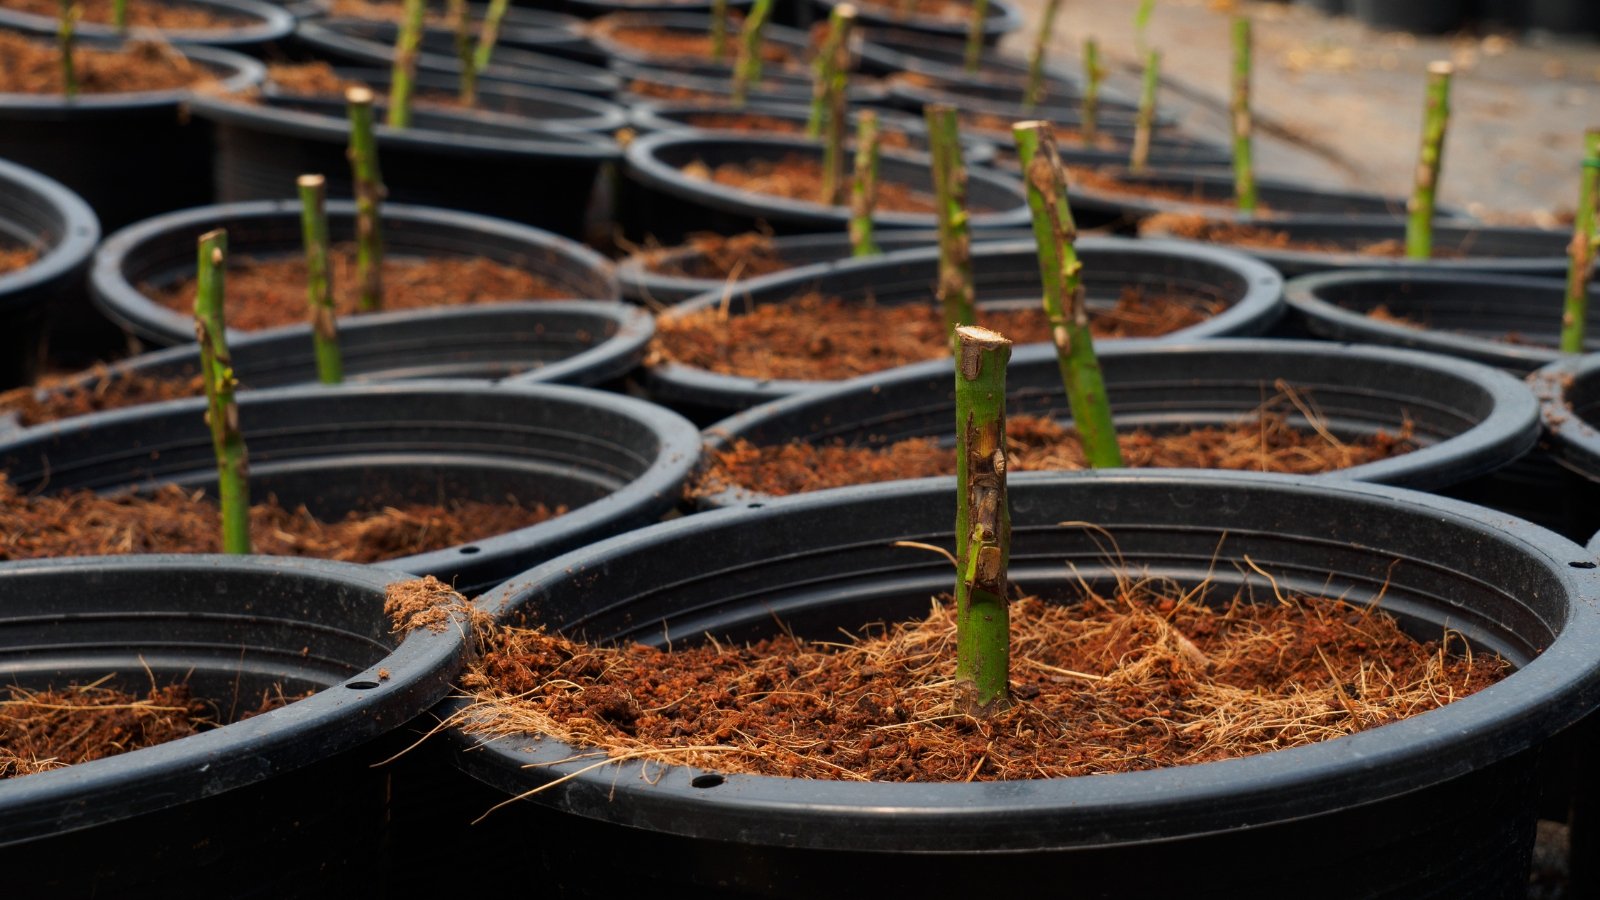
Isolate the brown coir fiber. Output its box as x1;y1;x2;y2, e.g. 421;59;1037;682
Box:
682;156;941;213
1072;170;1266;212
682;113;916;150
458;575;1508;782
0;246;39;275
0;369;202;428
1139;213;1458;258
0;32;218;94
0;478;561;563
148;243;567;331
597;23;796;65
650;290;1220;380
1;677;297;779
639;231;792;281
692;408;1417;498
855;0;976;23
5;0;243;29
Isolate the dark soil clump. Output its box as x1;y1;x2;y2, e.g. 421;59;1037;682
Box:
692;410;1417;497
148;243;568;331
651;289;1220;379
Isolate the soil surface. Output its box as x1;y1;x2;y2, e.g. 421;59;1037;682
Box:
1;679;296;779
1365;304;1549;348
596;22;796;66
1140;212;1459;257
264;62;493;111
1071;168;1262;212
0;478;561;562
636;231;792;282
0;32;218;94
651;289;1221;380
460;580;1508;781
683;155;940;213
0;246;38;276
0;369;201;428
693;410;1416;498
682;112;916;150
855;0;975;24
966;112;1119;151
148;244;568;331
4;0;245;28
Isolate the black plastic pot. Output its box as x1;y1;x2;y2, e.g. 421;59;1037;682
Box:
627;100;997;165
883;75;1148;126
587;12;812;68
91;199;618;348
1140;216;1575;279
189;91;620;237
556;0;753;16
1284;270;1598;372
0;554;469;897
0;41;265;231
1532;354;1600;490
1351;0;1466;33
853;26;1072;88
2;302;654;434
616;59;890;107
0;158;100;384
437;470;1600;899
295;18;620;96
621;132;1030;243
0;381;700;593
263;65;629;132
989;131;1232;172
616;226;1033;305
645;236;1284;421
699;337;1540;504
1064;169;1439;233
811;0;1021;44
1294;0;1347;14
0;0;294;54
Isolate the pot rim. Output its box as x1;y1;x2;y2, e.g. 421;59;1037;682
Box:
0;158;100;305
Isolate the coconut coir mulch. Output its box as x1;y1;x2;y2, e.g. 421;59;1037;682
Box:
6;0;244;29
683;112;916;150
0;368;202;428
682;156;941;214
459;574;1507;782
148;243;567;331
0;478;560;563
692;409;1416;498
855;0;975;23
637;230;792;282
0;246;38;276
597;23;797;66
0;677;298;779
651;289;1220;380
1140;213;1462;258
0;31;217;94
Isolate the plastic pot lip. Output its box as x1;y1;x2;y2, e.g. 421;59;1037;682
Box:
188;88;623;159
3;380;704;583
0;553;471;844
0;0;295;47
624;131;1032;230
647;236;1285;407
1284;269;1572;372
698;337;1542;505
815;0;1024;38
260;66;631;133
1531;353;1600;483
0;157;100;305
90;198;619;346
1147;216;1573;276
56;301;654;395
446;468;1600;850
293;18;622;96
0;41;265;111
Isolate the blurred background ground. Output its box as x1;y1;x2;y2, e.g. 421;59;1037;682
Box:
1002;0;1600;221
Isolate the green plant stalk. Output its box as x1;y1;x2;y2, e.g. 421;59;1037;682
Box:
346;86;385;312
817;8;854;204
962;0;991;73
387;0;426;129
1014;121;1123;469
1021;0;1062;114
806;4;854;139
1406;61;1453;260
711;0;729;62
1231;17;1256;214
449;0;477;105
1130;49;1161;174
194;228;252;555
730;0;774;107
1562;131;1600;354
925;103;975;351
1081;38;1102;143
953;324;1012;716
1134;0;1155;55
111;0;126;32
472;0;511;77
297;175;343;385
58;0;78;99
849;110;881;256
